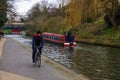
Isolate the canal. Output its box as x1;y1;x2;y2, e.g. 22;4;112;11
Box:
6;35;120;80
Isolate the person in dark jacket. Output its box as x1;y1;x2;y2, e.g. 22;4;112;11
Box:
67;30;72;42
32;31;44;63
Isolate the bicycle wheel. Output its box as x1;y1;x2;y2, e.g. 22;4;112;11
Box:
36;52;41;67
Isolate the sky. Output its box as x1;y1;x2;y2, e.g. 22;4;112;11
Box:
14;0;58;15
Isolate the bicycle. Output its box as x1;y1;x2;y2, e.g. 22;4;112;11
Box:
34;47;41;67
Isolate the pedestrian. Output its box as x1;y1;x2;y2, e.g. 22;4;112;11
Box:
1;31;4;38
32;30;44;63
67;30;72;42
0;30;4;38
0;31;1;39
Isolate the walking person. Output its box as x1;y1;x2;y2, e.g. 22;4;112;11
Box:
67;30;72;42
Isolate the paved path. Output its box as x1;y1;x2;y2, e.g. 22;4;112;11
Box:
0;38;75;80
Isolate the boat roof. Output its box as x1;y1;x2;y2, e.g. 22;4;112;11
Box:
43;32;64;37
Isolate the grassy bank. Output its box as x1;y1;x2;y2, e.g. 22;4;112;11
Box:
73;20;120;47
0;38;6;61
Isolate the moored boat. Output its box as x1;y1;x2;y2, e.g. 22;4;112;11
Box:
42;32;76;46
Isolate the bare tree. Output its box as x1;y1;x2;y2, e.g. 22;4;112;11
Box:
56;0;70;7
7;0;17;23
40;0;48;11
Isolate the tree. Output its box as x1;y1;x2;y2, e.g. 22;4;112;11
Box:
65;0;120;28
56;0;70;7
0;0;7;28
65;0;100;27
7;0;17;23
103;0;119;28
25;1;49;34
0;0;16;27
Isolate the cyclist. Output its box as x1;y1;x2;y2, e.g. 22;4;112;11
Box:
32;30;44;63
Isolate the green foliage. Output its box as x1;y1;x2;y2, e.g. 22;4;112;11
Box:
103;28;116;34
94;18;104;25
3;29;11;34
0;0;7;28
25;1;67;34
24;0;120;43
102;28;120;36
82;17;95;23
0;16;7;27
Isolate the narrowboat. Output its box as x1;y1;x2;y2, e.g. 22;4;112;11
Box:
42;32;76;46
11;29;21;34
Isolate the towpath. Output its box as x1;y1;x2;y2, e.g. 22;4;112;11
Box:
0;37;88;80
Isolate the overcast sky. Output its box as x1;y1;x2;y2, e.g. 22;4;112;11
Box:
14;0;58;15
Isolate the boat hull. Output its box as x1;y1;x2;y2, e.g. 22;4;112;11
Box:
64;42;76;46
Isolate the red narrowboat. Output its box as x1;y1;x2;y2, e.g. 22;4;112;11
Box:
42;32;76;46
11;29;21;34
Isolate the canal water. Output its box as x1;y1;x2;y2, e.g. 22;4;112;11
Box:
6;35;120;80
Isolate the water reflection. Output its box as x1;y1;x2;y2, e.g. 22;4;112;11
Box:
71;45;109;80
105;47;120;80
42;44;75;68
70;43;120;80
43;43;120;80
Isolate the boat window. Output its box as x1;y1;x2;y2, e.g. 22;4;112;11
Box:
52;36;54;40
51;36;52;39
52;36;54;39
54;36;58;40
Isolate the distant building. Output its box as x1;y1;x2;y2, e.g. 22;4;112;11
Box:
2;23;25;34
5;22;25;27
47;7;58;13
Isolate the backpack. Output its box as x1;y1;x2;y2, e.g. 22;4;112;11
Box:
34;34;42;46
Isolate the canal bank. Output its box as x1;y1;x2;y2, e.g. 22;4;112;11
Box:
75;36;120;48
0;38;6;61
73;23;120;48
1;38;33;80
0;38;33;80
0;36;89;80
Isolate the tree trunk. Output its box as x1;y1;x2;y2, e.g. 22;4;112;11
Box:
109;16;117;29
